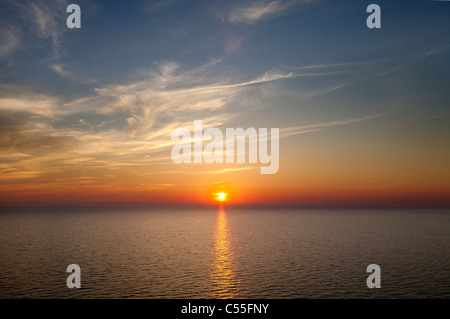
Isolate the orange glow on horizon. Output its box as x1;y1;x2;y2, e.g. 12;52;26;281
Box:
0;180;449;207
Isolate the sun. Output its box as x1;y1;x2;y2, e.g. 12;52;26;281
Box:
208;184;233;204
215;192;228;202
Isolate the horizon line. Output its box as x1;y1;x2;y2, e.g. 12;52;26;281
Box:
1;203;449;210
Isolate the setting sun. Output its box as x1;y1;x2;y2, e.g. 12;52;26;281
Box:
215;192;228;202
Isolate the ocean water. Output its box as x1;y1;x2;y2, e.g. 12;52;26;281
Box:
0;206;449;298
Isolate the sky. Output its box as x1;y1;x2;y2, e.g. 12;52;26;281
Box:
0;0;449;206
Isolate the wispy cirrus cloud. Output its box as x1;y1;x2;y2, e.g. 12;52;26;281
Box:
281;114;379;137
0;27;20;58
89;62;330;135
0;94;60;117
50;63;73;79
25;0;68;53
2;0;69;64
0;60;291;185
0;57;361;196
227;0;311;24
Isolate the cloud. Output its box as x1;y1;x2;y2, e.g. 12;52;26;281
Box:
0;57;352;195
228;0;309;24
143;0;182;13
0;27;20;58
0;94;60;117
50;63;73;79
295;60;376;70
50;63;94;82
281;114;379;137
0;60;278;187
90;62;317;135
212;167;258;174
0;59;352;159
27;0;67;50
7;0;69;58
225;35;244;54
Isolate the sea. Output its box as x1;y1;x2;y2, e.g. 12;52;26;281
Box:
0;206;449;298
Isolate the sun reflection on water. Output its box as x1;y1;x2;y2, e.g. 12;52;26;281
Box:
210;206;239;298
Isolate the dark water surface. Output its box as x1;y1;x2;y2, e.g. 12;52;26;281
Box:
0;207;449;298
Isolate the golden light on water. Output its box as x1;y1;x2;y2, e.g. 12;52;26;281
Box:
210;206;239;298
